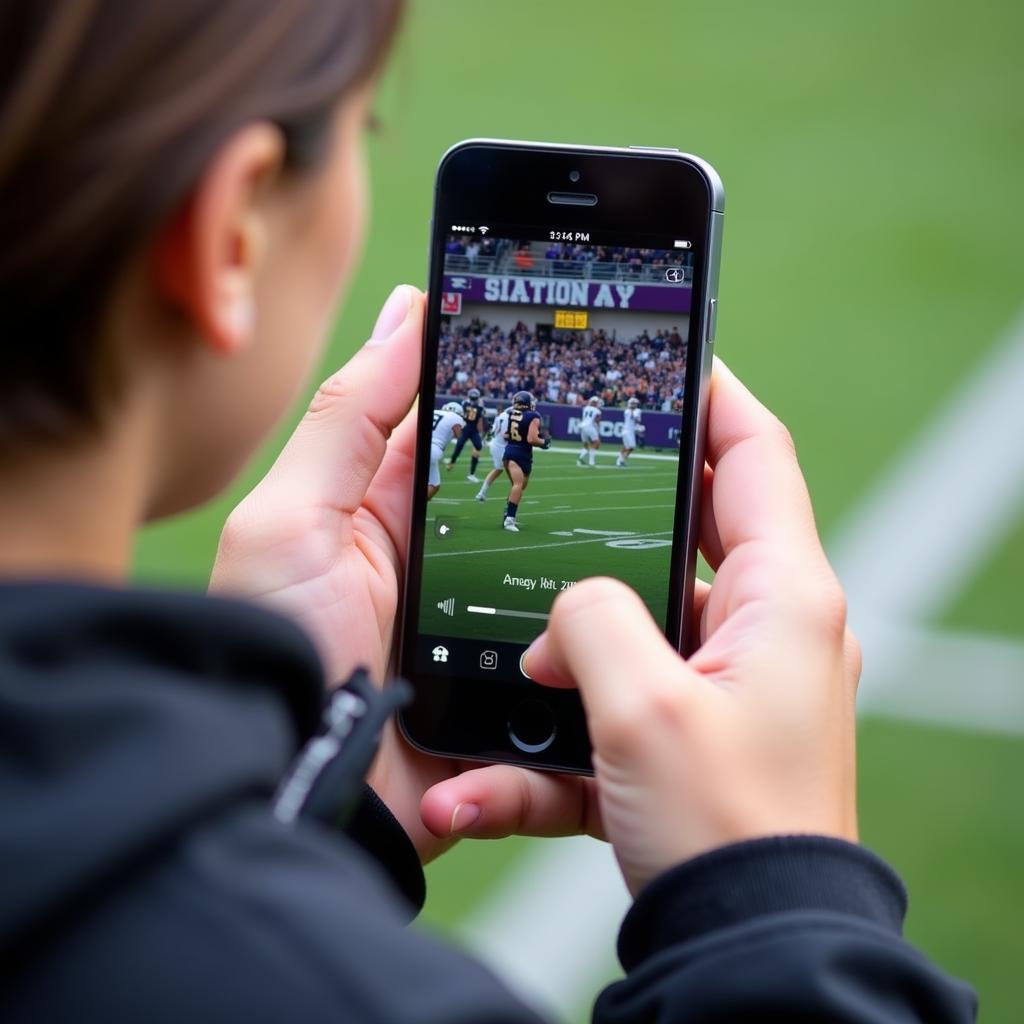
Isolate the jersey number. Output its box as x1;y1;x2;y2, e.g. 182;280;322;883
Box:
432;413;442;429
509;413;523;442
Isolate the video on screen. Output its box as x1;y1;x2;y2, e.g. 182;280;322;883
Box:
417;233;694;676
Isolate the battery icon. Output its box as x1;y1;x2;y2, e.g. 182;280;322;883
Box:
674;239;692;249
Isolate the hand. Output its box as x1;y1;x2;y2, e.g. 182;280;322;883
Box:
421;360;859;897
211;285;463;861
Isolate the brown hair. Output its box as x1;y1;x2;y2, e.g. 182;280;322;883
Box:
0;0;403;448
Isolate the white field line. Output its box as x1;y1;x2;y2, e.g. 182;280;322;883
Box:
434;486;677;504
424;531;672;559
488;503;675;519
829;307;1024;726
458;835;629;1023
857;625;1024;735
458;308;1024;1019
546;446;681;462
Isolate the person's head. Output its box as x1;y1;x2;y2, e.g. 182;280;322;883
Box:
0;0;403;516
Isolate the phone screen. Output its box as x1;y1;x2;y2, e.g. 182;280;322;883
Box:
410;225;696;684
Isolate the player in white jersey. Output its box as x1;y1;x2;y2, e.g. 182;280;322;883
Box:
577;396;602;467
617;397;642;466
427;402;464;500
474;405;510;502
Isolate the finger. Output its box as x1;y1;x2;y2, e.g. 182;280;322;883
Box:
692;577;711;621
524;577;692;733
358;406;418;556
420;764;603;840
843;626;862;694
699;462;725;570
706;357;823;563
262;285;424;511
692;577;712;646
526;577;709;688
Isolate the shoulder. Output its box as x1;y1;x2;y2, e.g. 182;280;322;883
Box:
9;805;540;1024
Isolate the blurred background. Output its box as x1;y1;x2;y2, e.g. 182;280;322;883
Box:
136;1;1023;1020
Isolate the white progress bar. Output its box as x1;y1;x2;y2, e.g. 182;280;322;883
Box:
467;604;551;622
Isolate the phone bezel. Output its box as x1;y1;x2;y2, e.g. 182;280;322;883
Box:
398;140;723;775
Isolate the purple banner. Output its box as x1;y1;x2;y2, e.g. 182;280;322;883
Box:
538;401;683;448
440;396;684;449
442;273;691;314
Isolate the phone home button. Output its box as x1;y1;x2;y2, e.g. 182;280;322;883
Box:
507;699;557;754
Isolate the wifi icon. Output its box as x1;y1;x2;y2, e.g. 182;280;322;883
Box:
437;597;455;616
479;225;489;236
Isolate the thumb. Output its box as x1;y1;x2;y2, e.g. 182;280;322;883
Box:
263;284;424;511
420;764;603;841
524;577;693;743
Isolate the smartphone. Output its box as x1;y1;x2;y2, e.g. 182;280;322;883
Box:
398;139;724;775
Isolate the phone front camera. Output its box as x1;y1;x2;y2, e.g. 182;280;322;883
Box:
569;170;581;183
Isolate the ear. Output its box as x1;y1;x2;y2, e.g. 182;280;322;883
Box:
152;123;286;355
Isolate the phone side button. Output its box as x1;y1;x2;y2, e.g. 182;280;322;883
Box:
706;298;718;345
507;699;557;754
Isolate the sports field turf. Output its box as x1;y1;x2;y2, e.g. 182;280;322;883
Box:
134;1;1023;1018
421;448;679;643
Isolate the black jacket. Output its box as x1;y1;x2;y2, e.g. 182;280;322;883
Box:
0;583;976;1022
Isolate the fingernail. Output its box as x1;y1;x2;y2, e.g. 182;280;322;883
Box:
449;802;481;834
369;285;414;343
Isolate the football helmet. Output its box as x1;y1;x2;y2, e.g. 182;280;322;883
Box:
512;390;535;408
442;401;464;416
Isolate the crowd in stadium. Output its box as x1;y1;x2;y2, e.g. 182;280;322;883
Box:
539;242;679;269
442;234;691;279
444;234;499;263
506;241;687;275
437;317;687;412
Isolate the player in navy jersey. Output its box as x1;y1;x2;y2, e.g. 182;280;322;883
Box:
446;387;486;481
501;390;549;532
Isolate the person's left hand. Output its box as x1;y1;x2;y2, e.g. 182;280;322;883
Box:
212;285;599;862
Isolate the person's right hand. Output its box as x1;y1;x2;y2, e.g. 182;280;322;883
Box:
422;359;860;898
525;358;860;896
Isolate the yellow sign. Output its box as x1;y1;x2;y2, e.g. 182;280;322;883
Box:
554;309;589;330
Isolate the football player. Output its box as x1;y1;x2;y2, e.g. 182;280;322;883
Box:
577;395;602;467
427;401;464;500
474;403;510;502
500;390;549;532
446;386;487;481
617;397;642;467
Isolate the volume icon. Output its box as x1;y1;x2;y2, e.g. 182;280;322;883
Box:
437;597;455;616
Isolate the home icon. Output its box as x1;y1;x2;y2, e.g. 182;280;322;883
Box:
431;645;449;663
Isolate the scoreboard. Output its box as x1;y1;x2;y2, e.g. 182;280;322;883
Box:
554;309;589;330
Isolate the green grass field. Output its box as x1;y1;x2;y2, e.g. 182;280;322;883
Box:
420;447;679;643
134;2;1024;1019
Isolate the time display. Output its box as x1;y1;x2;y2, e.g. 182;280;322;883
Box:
549;230;590;242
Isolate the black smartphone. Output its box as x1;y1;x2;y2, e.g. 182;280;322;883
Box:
398;139;723;775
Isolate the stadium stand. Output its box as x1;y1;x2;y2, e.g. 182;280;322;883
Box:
438;318;686;412
442;235;694;284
